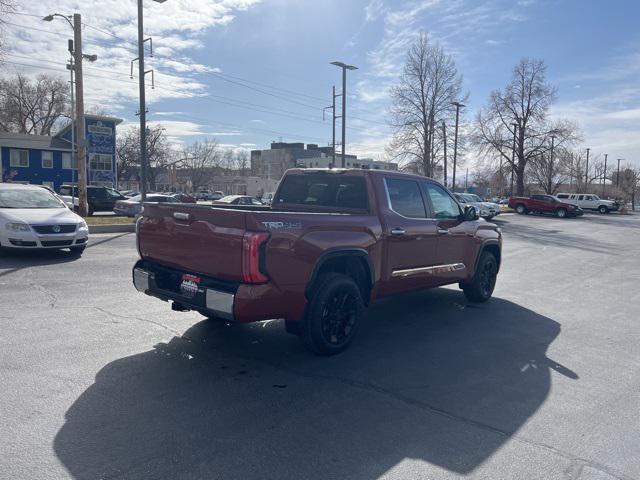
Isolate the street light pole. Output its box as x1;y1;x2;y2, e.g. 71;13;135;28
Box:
67;41;76;211
72;13;88;216
43;13;96;217
330;61;357;168
451;101;465;192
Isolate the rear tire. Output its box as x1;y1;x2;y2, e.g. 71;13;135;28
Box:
301;273;364;355
556;208;567;218
515;204;527;214
598;205;609;214
462;252;498;303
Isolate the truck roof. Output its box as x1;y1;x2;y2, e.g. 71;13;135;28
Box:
285;167;437;183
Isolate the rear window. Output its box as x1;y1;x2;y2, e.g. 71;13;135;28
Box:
276;174;368;210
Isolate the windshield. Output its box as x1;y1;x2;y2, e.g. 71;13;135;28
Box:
0;188;67;209
468;194;483;202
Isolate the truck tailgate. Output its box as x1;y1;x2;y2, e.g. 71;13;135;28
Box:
137;203;249;282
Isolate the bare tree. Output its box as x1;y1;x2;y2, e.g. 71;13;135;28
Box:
236;150;249;175
475;58;566;195
0;0;16;56
182;139;222;191
388;32;464;178
526;121;581;194
116;125;171;190
564;150;604;193
0;73;69;135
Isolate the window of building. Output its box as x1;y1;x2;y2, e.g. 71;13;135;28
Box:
90;154;112;171
42;181;55;190
385;178;426;218
42;151;53;168
10;149;29;168
62;152;77;170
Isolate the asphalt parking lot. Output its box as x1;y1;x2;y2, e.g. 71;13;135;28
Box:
1;212;639;480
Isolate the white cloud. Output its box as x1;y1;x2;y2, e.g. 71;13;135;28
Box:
364;0;386;22
2;0;260;115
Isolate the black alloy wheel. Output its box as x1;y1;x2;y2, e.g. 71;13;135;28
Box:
462;252;498;303
302;273;364;355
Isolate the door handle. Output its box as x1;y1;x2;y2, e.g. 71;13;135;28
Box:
391;228;406;236
437;228;450;235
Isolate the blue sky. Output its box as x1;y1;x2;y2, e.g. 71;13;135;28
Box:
4;0;640;165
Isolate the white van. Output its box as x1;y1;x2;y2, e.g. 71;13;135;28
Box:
555;193;618;214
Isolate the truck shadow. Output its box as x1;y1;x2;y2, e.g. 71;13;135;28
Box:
54;289;576;479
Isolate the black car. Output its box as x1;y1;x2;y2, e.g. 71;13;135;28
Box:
59;185;126;215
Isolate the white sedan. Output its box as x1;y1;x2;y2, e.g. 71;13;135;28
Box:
0;183;89;255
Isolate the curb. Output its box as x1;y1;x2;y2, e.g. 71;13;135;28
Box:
89;224;136;234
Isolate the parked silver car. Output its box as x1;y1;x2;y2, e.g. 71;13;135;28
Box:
454;193;501;220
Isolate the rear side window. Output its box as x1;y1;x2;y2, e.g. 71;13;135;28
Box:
386;178;426;218
276;174;368;210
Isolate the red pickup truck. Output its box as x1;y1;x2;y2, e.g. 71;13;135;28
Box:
508;194;583;218
133;169;502;354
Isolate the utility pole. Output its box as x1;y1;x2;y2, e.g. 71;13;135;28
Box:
331;61;357;168
548;135;555;194
42;13;97;216
324;86;339;167
585;147;590;186
73;14;87;217
135;0;164;201
451;101;465;191
67;39;76;211
465;168;469;191
442;120;448;187
616;158;622;187
510;123;518;195
603;154;608;197
137;0;147;201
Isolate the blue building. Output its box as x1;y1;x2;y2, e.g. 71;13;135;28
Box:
0;115;122;191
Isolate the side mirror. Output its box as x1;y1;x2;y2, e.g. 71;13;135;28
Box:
463;205;479;221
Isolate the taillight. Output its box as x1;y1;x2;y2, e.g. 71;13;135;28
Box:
242;232;270;284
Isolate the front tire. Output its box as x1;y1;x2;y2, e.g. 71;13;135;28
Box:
556;208;567;218
515;204;527;214
462;252;498;303
70;246;86;256
301;273;364;355
599;205;609;214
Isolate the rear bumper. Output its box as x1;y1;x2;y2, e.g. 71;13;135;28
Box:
132;260;307;323
133;265;235;320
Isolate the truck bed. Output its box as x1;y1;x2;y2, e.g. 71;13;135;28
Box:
137;202;376;284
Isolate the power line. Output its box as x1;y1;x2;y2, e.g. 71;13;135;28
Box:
3;20;70;38
0;59;328;144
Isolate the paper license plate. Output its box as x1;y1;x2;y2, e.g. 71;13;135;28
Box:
180;273;201;298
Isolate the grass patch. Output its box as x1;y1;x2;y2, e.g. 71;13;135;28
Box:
86;216;135;225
